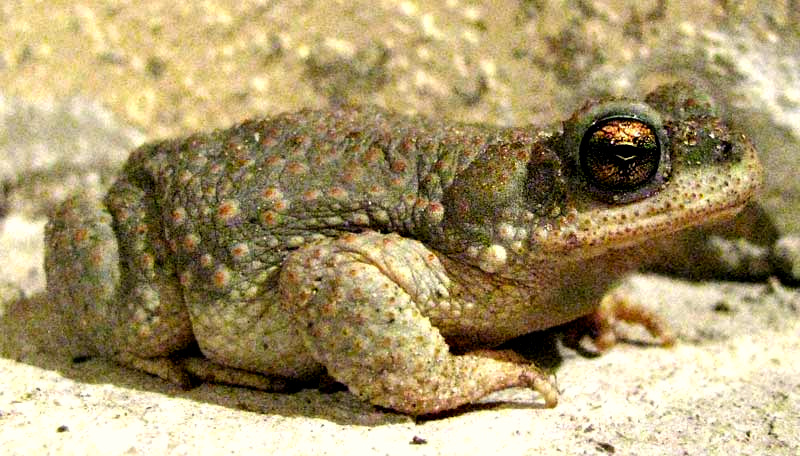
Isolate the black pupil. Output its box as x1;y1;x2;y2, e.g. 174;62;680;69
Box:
580;118;660;191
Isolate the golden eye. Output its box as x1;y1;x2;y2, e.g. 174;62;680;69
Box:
580;117;660;192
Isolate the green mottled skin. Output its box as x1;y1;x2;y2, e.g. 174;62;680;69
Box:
45;83;762;415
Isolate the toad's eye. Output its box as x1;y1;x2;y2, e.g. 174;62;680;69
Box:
580;117;660;192
563;100;669;203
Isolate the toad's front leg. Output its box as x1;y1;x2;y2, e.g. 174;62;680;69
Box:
561;287;676;354
279;231;558;415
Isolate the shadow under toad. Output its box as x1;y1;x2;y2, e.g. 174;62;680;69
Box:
0;289;570;425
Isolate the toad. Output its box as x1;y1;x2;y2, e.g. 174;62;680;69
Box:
45;83;762;415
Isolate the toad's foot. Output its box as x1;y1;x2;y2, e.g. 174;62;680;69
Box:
563;289;676;354
281;231;558;415
115;353;296;392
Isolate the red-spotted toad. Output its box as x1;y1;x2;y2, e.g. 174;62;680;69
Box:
45;83;762;415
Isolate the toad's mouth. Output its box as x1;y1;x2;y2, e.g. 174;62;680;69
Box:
583;199;747;252
532;162;762;259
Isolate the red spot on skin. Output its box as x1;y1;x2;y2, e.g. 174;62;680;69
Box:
213;268;229;287
342;162;363;184
264;156;282;167
428;202;444;213
286;162;307;175
284;270;298;283
391;159;407;173
311;152;329;167
321;301;336;316
325;142;341;158
364;147;382;163
261;211;277;226
290;135;310;148
111;206;126;223
329;187;348;200
400;138;415;153
183;235;198;251
89;248;104;266
261;137;278;148
74;228;88;243
140;254;155;270
226;140;244;153
262;187;279;199
218;201;238;219
171;209;185;223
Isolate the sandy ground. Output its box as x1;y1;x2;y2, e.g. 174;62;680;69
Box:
2;273;797;455
1;1;799;455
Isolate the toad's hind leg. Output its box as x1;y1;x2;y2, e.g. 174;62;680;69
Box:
45;184;195;385
280;232;559;415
